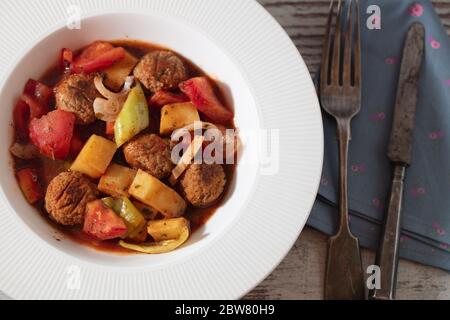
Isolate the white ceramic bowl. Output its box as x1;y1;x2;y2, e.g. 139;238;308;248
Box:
1;12;260;267
0;0;322;299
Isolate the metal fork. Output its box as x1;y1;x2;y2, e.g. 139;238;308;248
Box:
320;0;365;300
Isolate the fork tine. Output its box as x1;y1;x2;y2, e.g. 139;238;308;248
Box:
354;0;361;88
331;0;343;85
320;0;334;88
343;0;353;86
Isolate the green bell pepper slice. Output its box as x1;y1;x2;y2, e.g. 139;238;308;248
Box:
114;82;149;147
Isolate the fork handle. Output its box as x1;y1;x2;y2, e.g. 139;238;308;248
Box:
337;118;351;234
369;165;406;300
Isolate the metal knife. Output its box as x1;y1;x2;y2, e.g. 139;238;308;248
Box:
369;22;425;300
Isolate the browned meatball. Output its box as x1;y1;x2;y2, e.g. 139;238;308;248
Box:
45;171;99;226
123;134;175;179
133;51;188;92
54;73;98;125
180;164;226;208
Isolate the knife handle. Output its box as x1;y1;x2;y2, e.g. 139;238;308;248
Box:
370;165;406;300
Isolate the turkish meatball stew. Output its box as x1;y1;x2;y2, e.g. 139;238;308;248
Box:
10;40;237;254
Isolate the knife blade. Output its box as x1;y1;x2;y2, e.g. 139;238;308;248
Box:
370;22;425;300
387;22;425;165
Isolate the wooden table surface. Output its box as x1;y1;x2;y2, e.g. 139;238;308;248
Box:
245;0;450;300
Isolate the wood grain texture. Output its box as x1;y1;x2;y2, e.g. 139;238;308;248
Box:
258;0;450;78
245;0;450;300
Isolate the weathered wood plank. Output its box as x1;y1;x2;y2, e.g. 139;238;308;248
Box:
246;0;450;300
246;228;450;300
258;0;450;77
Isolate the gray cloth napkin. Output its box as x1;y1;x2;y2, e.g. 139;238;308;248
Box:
308;0;450;271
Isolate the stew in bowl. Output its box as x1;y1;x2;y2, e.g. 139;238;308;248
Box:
10;39;239;255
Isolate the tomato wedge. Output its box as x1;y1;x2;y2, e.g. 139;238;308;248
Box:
63;42;127;74
72;47;126;74
76;41;114;63
179;77;233;124
29;110;75;160
13;100;31;141
13;79;53;142
83;200;128;241
148;90;189;108
20;93;49;120
24;79;53;108
16;168;43;204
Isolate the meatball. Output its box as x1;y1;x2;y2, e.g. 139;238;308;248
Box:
180;164;226;208
133;51;188;92
54;73;98;125
123;134;175;179
45;171;99;226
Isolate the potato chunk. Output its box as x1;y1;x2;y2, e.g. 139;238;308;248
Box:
98;164;137;197
104;51;139;91
129;169;186;218
160;102;200;136
147;217;190;241
71;135;117;178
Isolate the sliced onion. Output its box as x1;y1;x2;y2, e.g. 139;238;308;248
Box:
94;75;131;99
93;75;135;122
119;229;189;254
119;218;190;254
94;76;116;99
94;97;124;122
169;135;204;185
9;143;39;159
